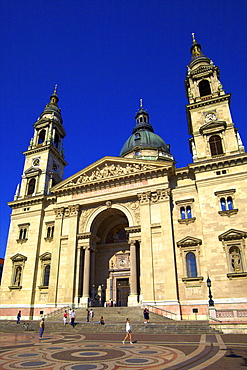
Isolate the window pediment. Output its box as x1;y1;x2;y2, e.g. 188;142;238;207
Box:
24;167;42;177
11;253;27;262
40;252;52;261
175;198;194;206
199;120;226;135
215;189;236;197
219;229;247;241
177;236;202;247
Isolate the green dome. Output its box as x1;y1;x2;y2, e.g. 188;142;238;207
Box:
120;130;170;156
119;103;172;159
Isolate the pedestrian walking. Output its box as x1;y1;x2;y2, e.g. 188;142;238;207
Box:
89;309;94;322
122;318;133;344
143;307;149;323
63;310;68;325
16;311;21;324
68;308;72;323
70;310;76;327
86;309;90;322
39;318;45;339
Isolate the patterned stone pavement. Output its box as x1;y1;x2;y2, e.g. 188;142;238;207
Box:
0;331;246;369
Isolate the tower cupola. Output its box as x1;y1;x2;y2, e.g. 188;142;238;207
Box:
186;33;223;104
120;100;173;162
185;35;245;163
16;87;67;200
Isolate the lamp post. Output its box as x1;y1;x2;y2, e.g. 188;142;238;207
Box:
206;277;214;307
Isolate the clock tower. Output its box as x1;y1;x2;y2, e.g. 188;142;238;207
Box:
185;34;245;162
16;87;67;200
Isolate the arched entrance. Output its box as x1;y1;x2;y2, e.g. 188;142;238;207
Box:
90;208;130;306
78;205;140;308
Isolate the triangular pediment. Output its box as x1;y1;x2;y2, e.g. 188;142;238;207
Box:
11;253;27;262
219;229;247;241
199;120;226;135
52;156;172;193
24;167;42;175
40;252;52;260
177;236;202;247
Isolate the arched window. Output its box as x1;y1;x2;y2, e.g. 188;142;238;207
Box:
27;178;36;195
19;228;27;240
180;207;186;219
38;130;46;144
229;246;242;272
209;135;223;156
220;197;226;211
23;228;27;239
47;226;54;238
47;227;51;238
19;229;23;240
186;206;192;218
54;132;60;148
186;252;197;278
199;80;211;97
227;196;233;210
43;264;50;286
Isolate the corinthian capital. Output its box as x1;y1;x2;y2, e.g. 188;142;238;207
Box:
54;207;65;218
137;191;151;204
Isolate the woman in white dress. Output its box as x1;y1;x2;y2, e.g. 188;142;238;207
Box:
122;318;133;344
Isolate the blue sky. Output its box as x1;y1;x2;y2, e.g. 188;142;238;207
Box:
0;0;247;258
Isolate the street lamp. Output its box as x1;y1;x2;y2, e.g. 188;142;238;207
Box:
206;277;214;307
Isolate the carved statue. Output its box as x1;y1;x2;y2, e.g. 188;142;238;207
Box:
14;266;22;286
230;247;242;272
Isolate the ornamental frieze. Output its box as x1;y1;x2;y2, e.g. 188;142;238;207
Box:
64;163;157;188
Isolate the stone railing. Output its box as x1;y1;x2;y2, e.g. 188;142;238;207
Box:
216;309;247;321
145;305;177;321
44;306;70;318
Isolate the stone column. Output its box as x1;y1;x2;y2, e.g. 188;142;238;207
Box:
74;245;82;305
128;240;138;306
157;189;180;316
64;205;80;305
137;192;154;304
80;245;91;306
47;207;64;306
90;247;96;289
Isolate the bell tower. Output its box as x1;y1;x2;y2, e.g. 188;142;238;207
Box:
185;34;245;162
16;86;67;199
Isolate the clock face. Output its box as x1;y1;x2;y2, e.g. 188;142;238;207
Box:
119;259;126;267
205;113;216;123
33;158;40;167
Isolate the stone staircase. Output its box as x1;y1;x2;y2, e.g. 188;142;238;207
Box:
45;307;222;334
0;307;223;334
46;306;167;324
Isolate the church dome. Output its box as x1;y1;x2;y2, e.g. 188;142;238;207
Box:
120;130;170;156
120;101;173;161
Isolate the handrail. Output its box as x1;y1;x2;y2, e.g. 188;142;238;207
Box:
208;316;222;323
44;305;70;318
145;304;177;320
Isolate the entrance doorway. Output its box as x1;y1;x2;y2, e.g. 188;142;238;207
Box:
117;278;129;306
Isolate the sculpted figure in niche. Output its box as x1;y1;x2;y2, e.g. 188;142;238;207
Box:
230;247;242;272
14;266;22;286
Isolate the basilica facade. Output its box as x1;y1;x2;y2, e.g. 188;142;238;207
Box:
0;37;246;321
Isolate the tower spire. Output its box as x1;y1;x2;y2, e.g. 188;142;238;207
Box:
48;84;59;106
190;33;202;57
